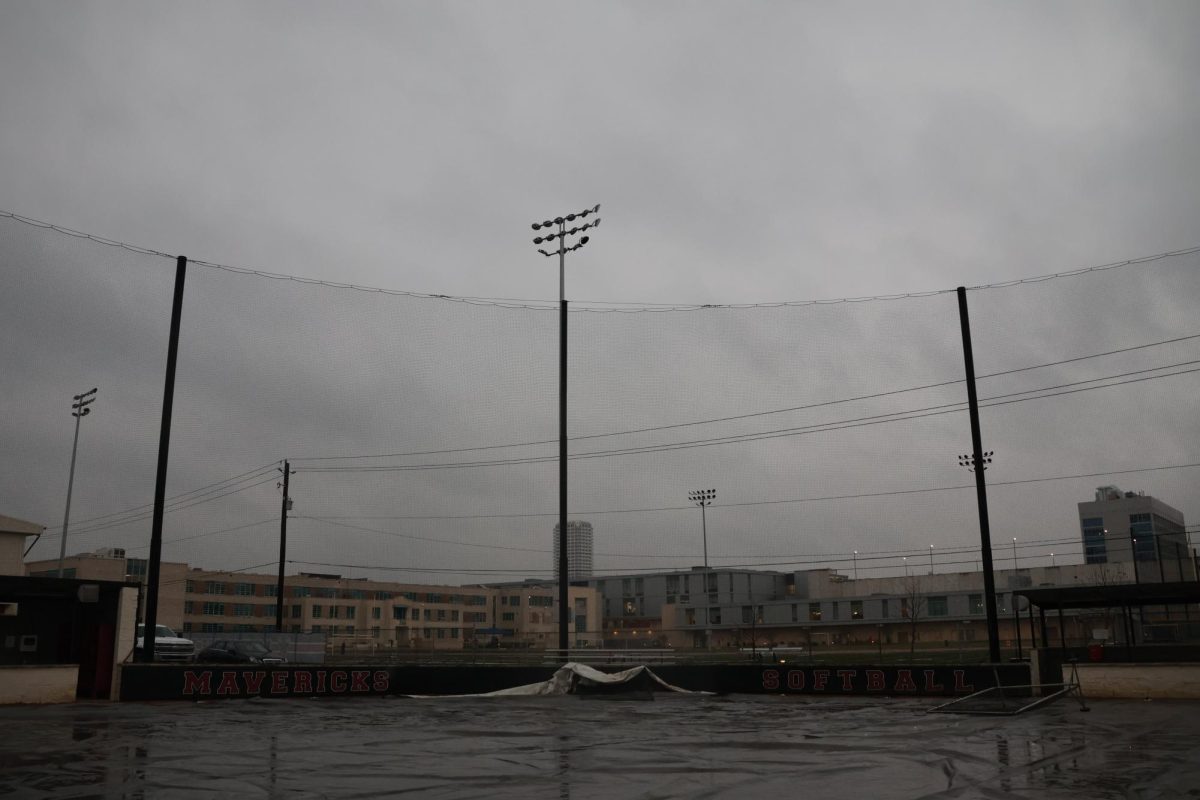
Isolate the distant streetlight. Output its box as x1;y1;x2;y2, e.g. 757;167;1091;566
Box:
853;550;858;580
929;544;935;575
902;556;908;577
58;387;97;578
1050;552;1056;567
688;488;716;650
1012;537;1018;571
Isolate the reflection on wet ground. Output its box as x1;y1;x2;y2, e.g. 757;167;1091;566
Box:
1;695;1198;799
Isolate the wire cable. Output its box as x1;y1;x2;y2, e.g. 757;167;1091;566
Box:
4;209;1198;312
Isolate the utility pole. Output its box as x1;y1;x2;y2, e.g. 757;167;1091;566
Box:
58;387;97;577
276;460;293;631
531;204;600;660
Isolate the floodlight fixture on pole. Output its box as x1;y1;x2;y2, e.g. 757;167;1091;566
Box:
58;387;98;578
688;488;717;650
530;204;600;659
958;451;993;472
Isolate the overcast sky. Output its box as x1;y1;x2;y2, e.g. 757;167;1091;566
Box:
2;1;1198;586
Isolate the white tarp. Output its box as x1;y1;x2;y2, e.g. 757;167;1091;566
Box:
411;662;709;697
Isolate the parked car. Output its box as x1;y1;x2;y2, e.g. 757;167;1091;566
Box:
197;640;287;664
136;624;195;662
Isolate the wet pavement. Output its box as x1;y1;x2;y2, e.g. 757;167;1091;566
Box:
1;695;1198;799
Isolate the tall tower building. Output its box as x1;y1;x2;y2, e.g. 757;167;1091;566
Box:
1078;486;1193;581
553;521;594;581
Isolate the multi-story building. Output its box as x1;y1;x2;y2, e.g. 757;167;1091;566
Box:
29;550;601;651
585;561;1154;651
26;548;190;631
1078;486;1193;581
552;520;594;580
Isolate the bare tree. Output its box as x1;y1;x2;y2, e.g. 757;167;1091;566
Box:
903;576;926;656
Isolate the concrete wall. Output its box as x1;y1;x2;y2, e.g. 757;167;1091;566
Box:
1071;662;1200;699
0;665;78;704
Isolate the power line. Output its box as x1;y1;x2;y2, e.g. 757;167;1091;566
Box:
44;461;280;532
296;364;1200;473
295;461;1200;522
289;332;1200;463
36;473;281;542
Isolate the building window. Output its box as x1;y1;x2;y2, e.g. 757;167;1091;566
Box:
346;607;356;620
204;581;225;595
831;602;839;621
809;603;821;621
291;605;302;619
708;607;721;625
184;601;194;614
312;605;323;618
317;588;336;599
1081;517;1107;564
263;584;277;597
501;612;515;622
371;607;381;620
741;606;753;624
685;609;696;625
901;597;910;618
125;558;148;580
881;599;889;618
451;610;460;621
529;596;553;607
436;609;446;621
329;606;341;619
851;601;863;620
705;573;718;594
392;607;408;621
1131;513;1156;561
185;580;195;593
634;578;644;595
928;596;949;617
969;594;983;615
791;604;798;623
375;591;392;601
202;602;224;616
450;628;460;638
423;609;432;622
234;604;253;617
235;583;254;596
292;587;310;598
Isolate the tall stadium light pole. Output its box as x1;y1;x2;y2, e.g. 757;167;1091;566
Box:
531;204;600;659
956;284;1002;664
58;387;97;577
141;255;188;663
688;489;716;649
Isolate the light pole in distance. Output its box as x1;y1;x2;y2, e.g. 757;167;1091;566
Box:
688;488;716;649
58;387;97;577
531;205;600;658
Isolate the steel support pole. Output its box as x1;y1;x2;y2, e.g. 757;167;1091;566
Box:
142;255;187;662
558;224;569;659
276;460;290;631
956;287;1002;663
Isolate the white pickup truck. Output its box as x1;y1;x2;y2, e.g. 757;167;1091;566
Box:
136;623;195;662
